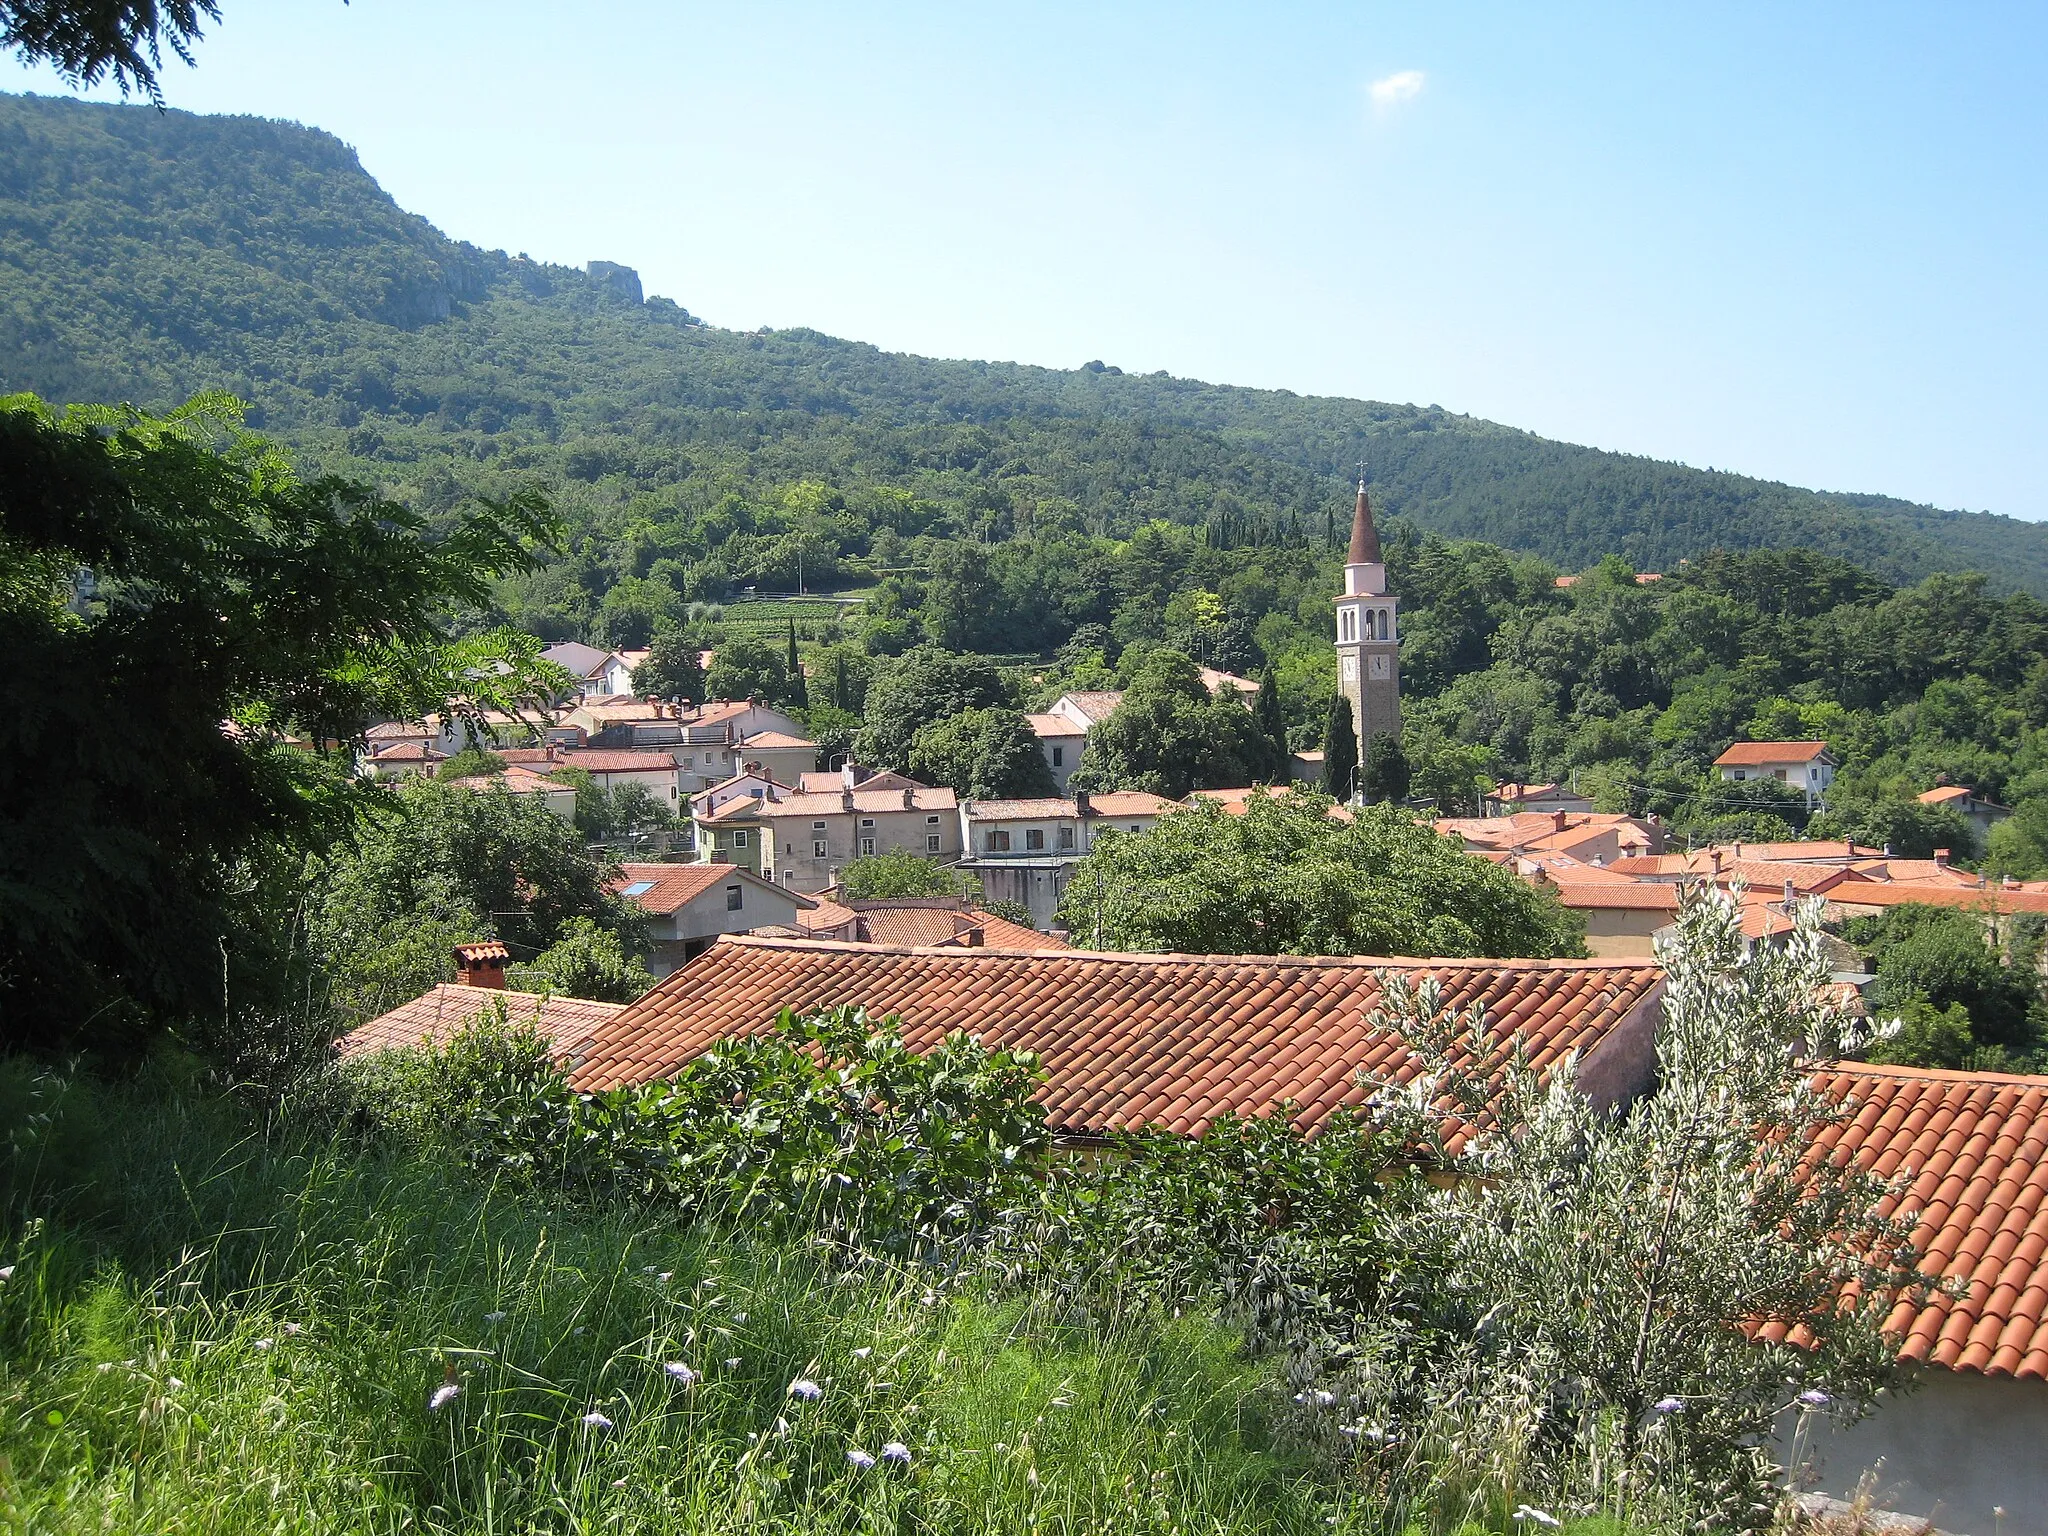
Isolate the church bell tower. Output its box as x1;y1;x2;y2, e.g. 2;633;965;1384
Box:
1335;472;1400;754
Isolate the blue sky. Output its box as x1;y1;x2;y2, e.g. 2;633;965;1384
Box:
8;3;2045;518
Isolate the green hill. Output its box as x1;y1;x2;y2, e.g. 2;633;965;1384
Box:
4;89;2047;595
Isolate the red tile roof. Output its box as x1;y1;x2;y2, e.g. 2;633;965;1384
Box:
737;731;816;750
1714;740;1833;766
1821;884;2048;917
753;786;958;818
1026;712;1087;738
1917;785;1975;807
792;898;1065;952
1058;691;1124;723
1790;1063;2048;1379
963;792;1174;821
1550;881;1684;911
613;862;797;916
338;984;625;1059
568;938;1666;1150
553;750;679;773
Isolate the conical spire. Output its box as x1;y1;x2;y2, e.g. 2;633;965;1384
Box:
1346;473;1380;566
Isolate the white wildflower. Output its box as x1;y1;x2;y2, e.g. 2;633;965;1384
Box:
880;1441;911;1465
581;1410;613;1429
1653;1396;1685;1413
1513;1508;1561;1529
788;1377;823;1401
484;1311;506;1325
253;1338;274;1351
847;1448;876;1469
852;1347;872;1359
724;1356;741;1369
0;1266;15;1280
664;1363;699;1384
429;1383;461;1411
281;1322;303;1336
1798;1388;1831;1407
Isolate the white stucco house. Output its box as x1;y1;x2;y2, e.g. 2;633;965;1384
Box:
1714;740;1837;808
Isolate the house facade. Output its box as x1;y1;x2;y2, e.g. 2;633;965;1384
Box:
955;790;1175;931
1714;740;1837;807
612;862;810;974
1917;783;2010;845
689;766;961;893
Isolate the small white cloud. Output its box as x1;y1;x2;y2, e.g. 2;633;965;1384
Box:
1369;70;1425;111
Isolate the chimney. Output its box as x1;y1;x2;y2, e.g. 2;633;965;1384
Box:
1708;848;1723;876
1934;848;1950;868
842;789;855;812
1074;789;1091;816
452;941;509;990
960;920;983;948
1782;879;1795;911
1552;810;1567;833
842;761;857;792
902;786;915;810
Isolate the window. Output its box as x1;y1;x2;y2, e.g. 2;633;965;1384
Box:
670;786;678;798
1129;825;1141;833
1732;770;1747;782
621;880;656;897
926;814;940;825
861;837;875;857
926;834;941;852
860;817;875;829
813;820;826;831
732;830;749;848
1058;825;1075;849
1774;769;1788;781
1052;746;1064;768
813;839;828;858
1025;828;1045;851
725;884;743;912
990;829;1012;852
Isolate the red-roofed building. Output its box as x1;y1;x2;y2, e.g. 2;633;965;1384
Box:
1917;783;2011;844
338;982;626;1061
1781;1064;2048;1533
1714;740;1837;807
567;937;1667;1155
793;896;1066;951
612;862;812;973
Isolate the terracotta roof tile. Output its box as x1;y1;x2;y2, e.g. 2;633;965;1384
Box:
1798;1063;2048;1379
339;984;626;1060
1714;740;1833;766
569;938;1664;1152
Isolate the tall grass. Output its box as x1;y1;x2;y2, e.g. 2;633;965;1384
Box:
0;1064;1335;1535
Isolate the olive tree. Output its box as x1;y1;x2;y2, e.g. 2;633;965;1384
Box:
1347;886;1923;1530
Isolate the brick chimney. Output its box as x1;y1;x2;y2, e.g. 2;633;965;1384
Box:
453;940;510;989
1551;810;1567;833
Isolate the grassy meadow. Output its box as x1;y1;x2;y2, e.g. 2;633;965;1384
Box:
0;1061;1604;1536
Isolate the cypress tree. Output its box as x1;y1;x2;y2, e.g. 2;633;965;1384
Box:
786;617;801;700
1322;695;1359;803
1256;669;1288;781
1361;731;1412;804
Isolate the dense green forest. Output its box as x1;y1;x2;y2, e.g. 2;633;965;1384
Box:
6;88;2048;608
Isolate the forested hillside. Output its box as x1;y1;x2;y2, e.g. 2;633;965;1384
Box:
5;89;2047;598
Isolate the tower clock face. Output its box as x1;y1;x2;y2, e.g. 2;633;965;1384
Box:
1369;654;1390;680
1340;654;1358;683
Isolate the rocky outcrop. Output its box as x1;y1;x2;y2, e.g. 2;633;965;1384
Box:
587;261;643;304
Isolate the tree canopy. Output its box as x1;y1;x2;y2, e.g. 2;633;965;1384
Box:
1054;793;1585;959
0;393;558;1053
